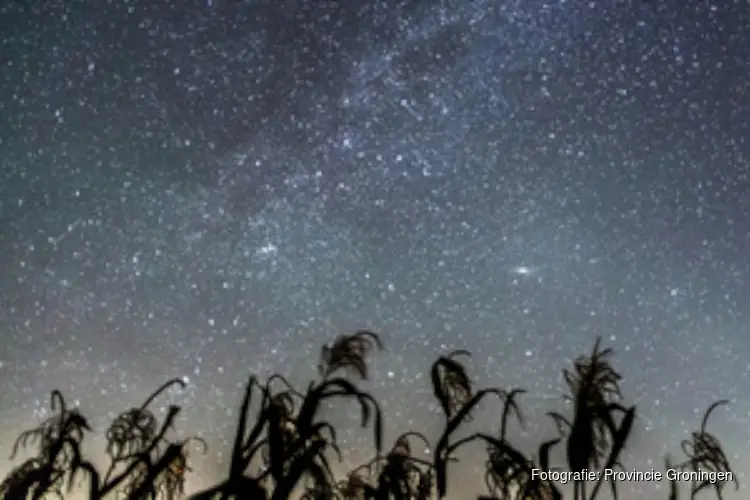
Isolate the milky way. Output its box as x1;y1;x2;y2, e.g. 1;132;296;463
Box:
1;0;750;497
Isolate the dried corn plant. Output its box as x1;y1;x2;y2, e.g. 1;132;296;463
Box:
674;400;738;500
0;390;91;500
548;337;635;500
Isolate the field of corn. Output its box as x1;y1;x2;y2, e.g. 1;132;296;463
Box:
0;332;736;500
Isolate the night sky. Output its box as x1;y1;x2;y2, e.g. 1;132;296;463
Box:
1;0;750;498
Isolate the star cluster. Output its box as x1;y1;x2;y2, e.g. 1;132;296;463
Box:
1;0;750;497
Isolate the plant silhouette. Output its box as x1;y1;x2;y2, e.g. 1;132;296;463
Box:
0;333;738;500
547;337;635;500
0;380;204;500
0;390;91;499
189;330;384;500
669;400;738;500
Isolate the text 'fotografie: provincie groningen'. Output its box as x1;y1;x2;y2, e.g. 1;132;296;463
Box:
531;469;733;484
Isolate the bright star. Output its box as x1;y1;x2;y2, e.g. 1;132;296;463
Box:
510;265;536;276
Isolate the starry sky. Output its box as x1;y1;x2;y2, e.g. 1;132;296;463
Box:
1;0;750;497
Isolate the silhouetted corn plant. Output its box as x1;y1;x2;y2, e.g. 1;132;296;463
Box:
122;437;207;500
431;350;473;420
429;350;525;499
480;388;532;498
548;337;635;500
269;331;384;500
98;379;197;496
319;330;383;380
0;390;91;500
674;400;738;500
88;380;202;500
190;331;384;500
350;431;435;500
444;388;561;500
188;375;274;499
482;437;562;500
333;461;391;500
0;380;203;500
